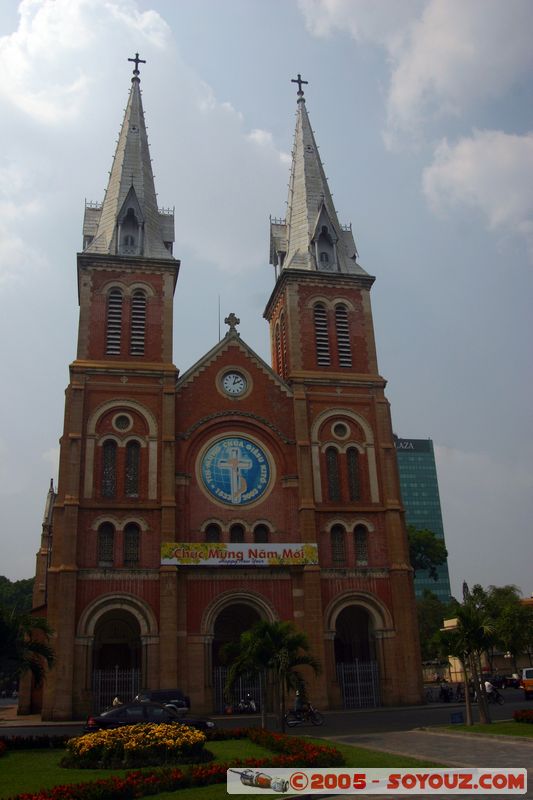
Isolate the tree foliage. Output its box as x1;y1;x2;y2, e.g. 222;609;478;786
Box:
0;576;34;613
407;525;448;580
416;590;455;661
0;606;55;688
223;620;321;731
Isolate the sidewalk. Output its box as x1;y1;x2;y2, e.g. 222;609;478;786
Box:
328;729;533;798
0;705;83;727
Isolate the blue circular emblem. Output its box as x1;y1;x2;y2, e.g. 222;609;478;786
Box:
200;436;272;506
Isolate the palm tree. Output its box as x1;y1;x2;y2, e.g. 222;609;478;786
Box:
224;620;321;731
0;606;55;689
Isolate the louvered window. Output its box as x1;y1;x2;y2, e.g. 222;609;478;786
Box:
205;523;221;542
230;524;245;543
314;303;330;366
326;447;340;502
355;525;368;564
125;441;140;497
106;289;123;355
253;524;269;544
124;523;140;566
130;290;146;355
335;304;352;367
97;523;114;566
102;440;117;498
331;525;345;566
347;448;361;501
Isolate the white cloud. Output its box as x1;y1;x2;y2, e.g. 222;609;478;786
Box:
298;0;533;142
0;0;170;124
423;130;533;259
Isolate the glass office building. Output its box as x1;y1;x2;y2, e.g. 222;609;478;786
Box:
395;436;452;603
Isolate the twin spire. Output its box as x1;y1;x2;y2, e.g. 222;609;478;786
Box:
83;60;362;276
270;74;365;277
82;54;174;261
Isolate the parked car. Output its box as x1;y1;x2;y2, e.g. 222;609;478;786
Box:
136;688;190;712
84;701;215;733
520;667;533;700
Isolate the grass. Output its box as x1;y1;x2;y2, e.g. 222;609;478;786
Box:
444;721;533;738
0;735;441;800
0;740;271;798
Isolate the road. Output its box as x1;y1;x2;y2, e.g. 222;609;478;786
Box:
0;689;528;738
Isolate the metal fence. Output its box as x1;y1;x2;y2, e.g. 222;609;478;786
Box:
92;668;141;713
213;667;263;714
336;661;380;708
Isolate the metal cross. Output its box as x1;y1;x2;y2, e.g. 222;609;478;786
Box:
291;73;308;96
128;53;146;77
224;312;240;332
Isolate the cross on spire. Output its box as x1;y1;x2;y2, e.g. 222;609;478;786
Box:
128;52;146;78
291;73;308;97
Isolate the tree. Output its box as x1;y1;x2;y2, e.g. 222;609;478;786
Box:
436;590;495;725
0;576;34;613
472;584;533;674
223;620;321;731
407;525;448;580
0;607;55;690
416;590;455;661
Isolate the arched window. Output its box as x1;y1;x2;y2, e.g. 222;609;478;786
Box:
314;303;331;366
331;524;346;566
354;525;368;564
106;289;123;355
326;447;340;502
347;447;361;501
125;441;140;497
230;524;245;543
335;304;352;367
205;523;221;542
124;523;140;566
253;524;269;544
320;252;329;263
130;290;146;355
97;523;114;566
102;440;117;498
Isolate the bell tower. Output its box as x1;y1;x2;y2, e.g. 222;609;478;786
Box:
40;56;180;719
265;77;423;705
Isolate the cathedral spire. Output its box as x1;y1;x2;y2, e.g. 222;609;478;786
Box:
270;76;364;276
82;55;174;260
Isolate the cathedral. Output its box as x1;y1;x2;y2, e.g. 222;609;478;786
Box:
21;58;423;720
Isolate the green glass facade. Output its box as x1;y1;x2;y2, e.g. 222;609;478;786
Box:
394;436;452;603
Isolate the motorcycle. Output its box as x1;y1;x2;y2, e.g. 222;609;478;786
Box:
487;689;504;705
284;703;324;727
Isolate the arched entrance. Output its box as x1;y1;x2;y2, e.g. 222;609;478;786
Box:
92;609;142;712
334;605;380;708
210;601;265;713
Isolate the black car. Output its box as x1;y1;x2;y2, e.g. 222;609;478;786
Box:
136;688;190;712
84;701;215;733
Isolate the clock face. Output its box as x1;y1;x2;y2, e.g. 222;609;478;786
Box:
222;371;247;396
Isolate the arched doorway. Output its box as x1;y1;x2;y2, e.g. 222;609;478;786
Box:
334;605;380;708
92;610;142;711
212;602;262;713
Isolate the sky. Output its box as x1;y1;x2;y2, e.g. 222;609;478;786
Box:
0;0;532;600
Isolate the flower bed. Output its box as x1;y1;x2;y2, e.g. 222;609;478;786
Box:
62;723;207;768
513;709;533;724
9;728;344;799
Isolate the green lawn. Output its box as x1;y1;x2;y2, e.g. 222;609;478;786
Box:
0;736;441;800
444;721;533;738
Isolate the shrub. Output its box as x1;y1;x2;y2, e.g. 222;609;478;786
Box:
62;723;207;768
513;709;533;724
